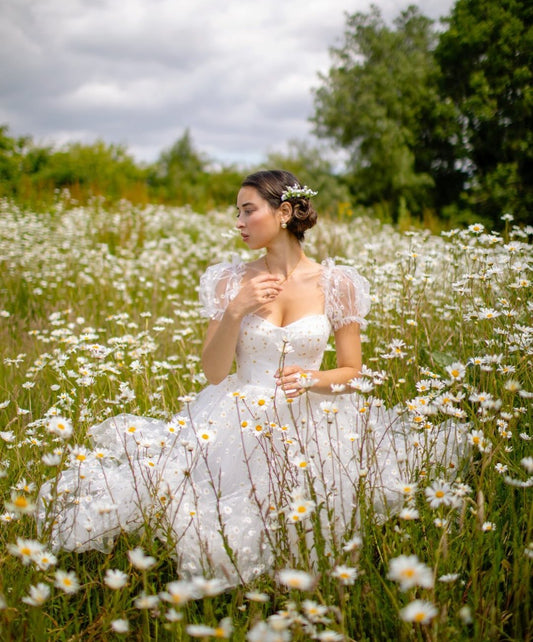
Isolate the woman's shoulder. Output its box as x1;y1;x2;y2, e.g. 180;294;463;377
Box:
320;258;371;329
320;258;369;286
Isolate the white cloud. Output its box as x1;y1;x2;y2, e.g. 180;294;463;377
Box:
0;0;456;164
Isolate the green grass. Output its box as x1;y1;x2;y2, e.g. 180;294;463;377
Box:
0;197;531;640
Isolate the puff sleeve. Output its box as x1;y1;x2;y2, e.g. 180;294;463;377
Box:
322;258;371;331
198;259;246;320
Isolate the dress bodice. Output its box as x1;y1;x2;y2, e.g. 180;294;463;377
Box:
235;314;331;386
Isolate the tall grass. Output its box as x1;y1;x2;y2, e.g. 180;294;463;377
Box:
0;197;531;640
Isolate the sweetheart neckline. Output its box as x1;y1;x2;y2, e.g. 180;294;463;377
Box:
247;313;328;329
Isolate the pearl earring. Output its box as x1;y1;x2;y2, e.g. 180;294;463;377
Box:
281;221;287;229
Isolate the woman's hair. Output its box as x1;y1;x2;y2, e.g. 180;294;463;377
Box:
241;169;318;241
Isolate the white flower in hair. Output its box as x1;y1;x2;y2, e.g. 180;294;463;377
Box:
281;183;318;201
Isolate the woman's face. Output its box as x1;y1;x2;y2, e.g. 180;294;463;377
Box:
235;186;282;249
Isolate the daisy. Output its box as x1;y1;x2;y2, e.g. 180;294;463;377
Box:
445;362;466;382
331;565;358;585
388;555;434;591
196;427;216;444
111;619;130;633
6;492;36;514
55;569;80;594
245;591;270;603
8;538;43;564
424;480;453;508
104;569;128;590
343;534;363;551
22;583;51;606
128;547;156;570
277;569;315;591
134;592;160;609
400;599;438;624
47;416;73;439
302;599;328;621
399;507;420;520
32;550;57;571
160;580;196;606
187;617;233;639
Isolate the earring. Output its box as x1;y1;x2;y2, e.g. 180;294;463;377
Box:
281;222;287;229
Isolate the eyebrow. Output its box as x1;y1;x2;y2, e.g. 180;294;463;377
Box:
236;201;254;210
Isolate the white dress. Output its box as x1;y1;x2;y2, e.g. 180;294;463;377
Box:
38;259;466;586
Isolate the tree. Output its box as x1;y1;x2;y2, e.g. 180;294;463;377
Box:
435;0;533;225
311;5;451;219
152;128;208;203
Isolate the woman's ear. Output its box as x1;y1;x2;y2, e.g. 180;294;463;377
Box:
278;201;292;224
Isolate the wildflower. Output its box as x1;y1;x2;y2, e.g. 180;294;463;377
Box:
128;547;156;570
397;481;418;496
288;491;315;522
160;580;196;605
425;480;453;508
111;619;130;633
192;576;226;597
277;569;315;591
42;452;62;466
302;599;328;622
468;430;492;453
445;362;466;382
495;463;508;474
438;573;460;583
8;538;43;564
187;617;233;638
320;400;339;416
292;454;310;470
104;569;128;589
32;550;57;571
399;507;420;520
134;592;160;609
331;565;358;585
6;492;36;514
165;608;183;621
388;555;434;591
458;605;473;624
22;583;51;606
400;599;438;624
54;570;80;594
316;632;344;641
521;457;533;474
245;591;270;603
481;521;496;532
47;416;73;439
196;427;216;444
343;534;363;551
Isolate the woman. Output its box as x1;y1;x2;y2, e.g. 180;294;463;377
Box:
38;170;464;586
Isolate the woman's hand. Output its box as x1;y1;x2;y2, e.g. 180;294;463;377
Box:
228;274;284;318
275;365;318;398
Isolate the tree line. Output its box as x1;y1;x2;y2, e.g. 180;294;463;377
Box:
1;0;531;228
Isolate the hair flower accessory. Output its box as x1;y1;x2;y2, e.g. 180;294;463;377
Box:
281;183;318;201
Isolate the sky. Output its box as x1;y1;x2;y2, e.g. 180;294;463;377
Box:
0;0;456;167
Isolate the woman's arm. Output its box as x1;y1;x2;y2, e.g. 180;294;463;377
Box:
201;273;283;384
276;322;362;396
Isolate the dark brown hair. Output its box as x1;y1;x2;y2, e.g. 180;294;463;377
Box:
241;169;318;241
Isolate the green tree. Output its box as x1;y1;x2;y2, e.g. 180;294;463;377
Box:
311;5;449;219
435;0;533;225
151;128;208;203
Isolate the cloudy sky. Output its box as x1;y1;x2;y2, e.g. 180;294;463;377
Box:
1;0;456;166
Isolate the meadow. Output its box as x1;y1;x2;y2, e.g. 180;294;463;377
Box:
0;195;531;641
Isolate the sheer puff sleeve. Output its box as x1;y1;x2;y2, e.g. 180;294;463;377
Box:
198;258;246;321
322;258;371;331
